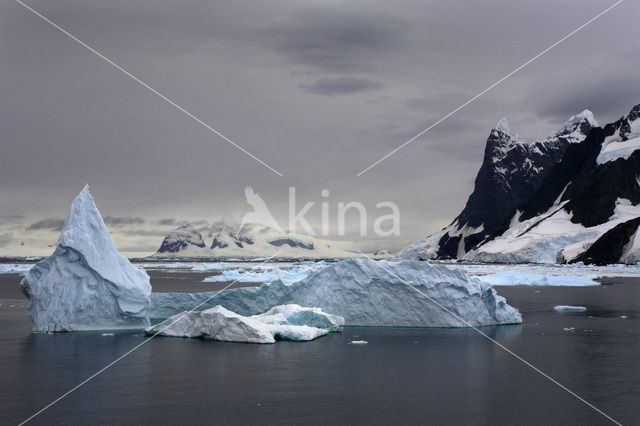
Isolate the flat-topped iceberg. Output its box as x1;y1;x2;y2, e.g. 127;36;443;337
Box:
20;185;152;332
146;304;343;343
150;258;522;327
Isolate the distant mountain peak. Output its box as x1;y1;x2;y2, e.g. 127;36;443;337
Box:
157;224;206;254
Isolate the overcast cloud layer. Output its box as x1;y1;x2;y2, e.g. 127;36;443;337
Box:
1;0;639;255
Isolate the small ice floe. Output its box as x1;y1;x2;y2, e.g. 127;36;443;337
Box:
554;305;587;312
146;304;344;344
620;315;628;319
101;333;114;336
562;327;575;332
349;340;368;345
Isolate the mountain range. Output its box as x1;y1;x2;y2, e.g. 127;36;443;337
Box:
151;221;369;259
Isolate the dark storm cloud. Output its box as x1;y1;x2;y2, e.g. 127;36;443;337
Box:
26;218;65;231
523;44;640;125
262;5;408;73
301;77;383;97
527;75;640;125
103;216;146;227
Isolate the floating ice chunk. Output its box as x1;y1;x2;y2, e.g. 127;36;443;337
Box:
146;304;341;344
252;304;344;331
149;258;522;327
562;327;575;331
20;186;152;332
349;340;368;345
0;264;34;275
554;305;587;312
202;264;323;285
475;271;598;287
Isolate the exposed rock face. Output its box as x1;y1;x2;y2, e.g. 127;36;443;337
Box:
571;217;640;265
20;186;152;332
268;238;314;250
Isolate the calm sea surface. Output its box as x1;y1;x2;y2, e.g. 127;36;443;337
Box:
0;269;638;425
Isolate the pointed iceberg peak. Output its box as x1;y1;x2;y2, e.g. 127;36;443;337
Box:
553;109;598;139
21;184;152;332
58;185;116;256
493;118;511;135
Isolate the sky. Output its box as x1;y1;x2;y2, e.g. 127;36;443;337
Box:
1;0;639;256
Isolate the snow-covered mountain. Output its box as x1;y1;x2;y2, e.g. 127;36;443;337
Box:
156;224;210;257
153;220;358;259
401;110;597;260
466;104;640;264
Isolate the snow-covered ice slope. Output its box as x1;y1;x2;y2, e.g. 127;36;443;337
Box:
146;304;342;343
149;258;522;327
20;186;152;332
467;200;640;264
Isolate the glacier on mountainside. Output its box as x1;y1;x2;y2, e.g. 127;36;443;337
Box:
149;258;522;327
146;304;343;343
20;185;152;332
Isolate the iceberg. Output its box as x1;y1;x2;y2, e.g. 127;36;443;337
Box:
20;185;152;332
149;258;522;327
146;304;342;343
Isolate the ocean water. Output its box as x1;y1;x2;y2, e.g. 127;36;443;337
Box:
0;270;638;425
